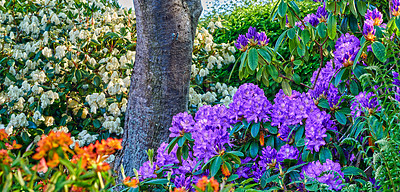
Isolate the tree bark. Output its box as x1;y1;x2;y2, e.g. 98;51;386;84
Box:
113;0;202;180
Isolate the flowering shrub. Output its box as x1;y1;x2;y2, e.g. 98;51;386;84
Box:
0;129;122;191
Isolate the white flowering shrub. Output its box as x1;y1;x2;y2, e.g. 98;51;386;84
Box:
0;0;135;144
189;19;238;111
0;0;237;147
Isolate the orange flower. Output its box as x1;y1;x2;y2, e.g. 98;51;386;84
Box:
32;158;49;173
221;163;230;177
174;188;187;192
0;129;8;141
123;176;139;188
0;149;11;165
195;176;219;192
32;131;73;167
6;140;22;150
72;138;122;172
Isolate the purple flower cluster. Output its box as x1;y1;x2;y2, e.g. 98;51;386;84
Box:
139;161;157;180
333;33;360;68
195;104;231;129
305;108;335;152
351;91;381;118
192;123;230;163
316;4;328;23
234;27;270;51
392;0;400;17
169;112;195;137
363;19;376;42
304;14;320;27
259;146;277;167
309;60;341;107
276;144;299;162
229;83;272;123
155;142;179;168
365;8;383;26
271;90;316;127
301;159;344;190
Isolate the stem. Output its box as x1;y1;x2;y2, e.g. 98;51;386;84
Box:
97;171;105;189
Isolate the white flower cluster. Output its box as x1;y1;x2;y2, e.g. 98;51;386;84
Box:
70;130;99;148
189;19;238;109
0;0;135;141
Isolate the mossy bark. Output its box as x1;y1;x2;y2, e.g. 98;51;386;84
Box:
113;0;202;180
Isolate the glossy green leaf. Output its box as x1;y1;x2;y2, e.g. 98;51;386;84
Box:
335;111;347;125
258;49;271;63
274;31;287;52
288;28;296;39
249;141;259;158
277;0;287;17
211;156;222;177
342;166;367;178
282;80;292;96
317;23;327;39
251;122;260;138
266;65;278;80
301;29;310;44
248;48;258;71
319;147;332;163
371;41;386;63
6;73;17;82
327;14;336;40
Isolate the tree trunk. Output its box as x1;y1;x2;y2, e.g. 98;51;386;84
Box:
113;0;202;180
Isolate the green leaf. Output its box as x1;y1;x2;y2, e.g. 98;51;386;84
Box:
327;14;336;40
93;76;101;87
227;174;239;182
266;65;278;80
357;1;367;16
249;141;259;158
353;42;366;69
265;174;279;184
301;29;310;44
142;178;169;185
317;23;327;39
93;119;101;128
293;73;301;84
349;79;360;95
277;0;287;17
28;121;37;129
335;111;347;125
349;15;358;33
342;166;367;178
371;41;386;63
226;151;244;157
211;156;222;177
296;138;305;147
287;28;296;39
349;0;357;16
317;99;330;109
274;31;287;52
282;80;292;96
258;49;271;63
248;48;258;71
6;73;17;82
251;122;260;138
319;147;332;163
396;17;400;31
334;68;345;87
76;69;82;82
334;143;347;165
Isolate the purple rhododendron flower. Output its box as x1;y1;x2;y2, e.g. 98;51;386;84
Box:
305;109;335;152
246;26;258;41
173;175;193;190
169;112;195;137
276;144;299;162
195;104;232;129
351;91;381;118
365;8;383;26
301;159;344;190
192;118;231;163
257;31;270;46
392;0;400;17
304;13;319;27
259;146;277;167
334;33;360;68
363;19;376;41
271;90;316;127
309;60;341;107
229;83;272;123
139;161;157;180
235;34;248;51
316;5;328;23
278;125;292;142
155;142;179;168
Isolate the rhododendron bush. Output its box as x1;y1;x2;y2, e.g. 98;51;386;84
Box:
1;0;400;191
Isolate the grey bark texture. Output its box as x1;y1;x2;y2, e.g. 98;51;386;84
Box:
113;0;202;180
